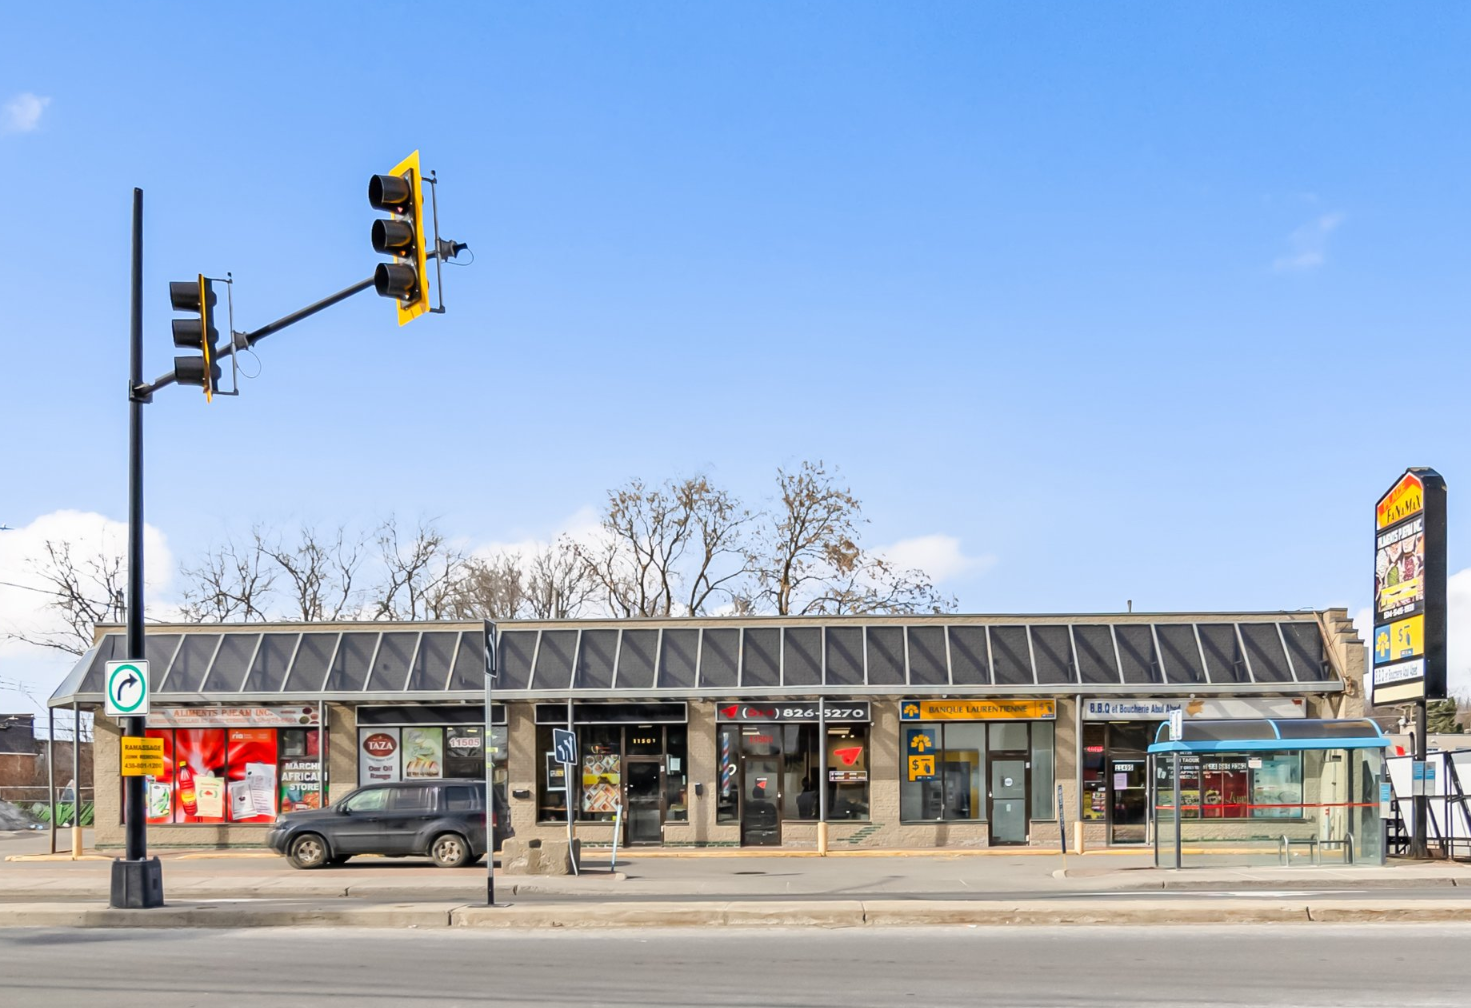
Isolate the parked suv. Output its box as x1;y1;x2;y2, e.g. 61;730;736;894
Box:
267;779;504;869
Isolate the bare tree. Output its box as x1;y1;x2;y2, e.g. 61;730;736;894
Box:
178;533;277;622
261;524;367;621
3;540;127;655
577;476;752;617
369;516;468;621
524;537;599;618
751;460;953;616
447;552;529;620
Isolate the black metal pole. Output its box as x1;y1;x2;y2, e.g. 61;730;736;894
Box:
111;188;163;908
1410;698;1428;858
123;186;147;864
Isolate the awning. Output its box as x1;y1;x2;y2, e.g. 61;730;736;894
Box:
49;613;1344;707
1148;718;1390;753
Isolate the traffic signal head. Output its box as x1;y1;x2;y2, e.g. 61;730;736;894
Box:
368;150;430;325
170;275;220;401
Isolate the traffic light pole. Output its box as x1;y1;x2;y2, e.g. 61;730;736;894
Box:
113;188;164;909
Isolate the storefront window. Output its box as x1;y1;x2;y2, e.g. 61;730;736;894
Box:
900;720;1055;823
771;724;871;821
580;725;622;821
137;727;290;824
1082;724;1107;821
536;723;571;822
537;722;688;825
717;725;740;823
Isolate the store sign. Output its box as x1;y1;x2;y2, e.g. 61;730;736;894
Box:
1081;697;1306;721
120;736;165;776
905;727;938;781
899;699;1056;721
1372;468;1447;703
716;702;871;723
359;728;400;784
149;706;320;728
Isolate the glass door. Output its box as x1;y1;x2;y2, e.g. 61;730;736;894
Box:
623;759;663;845
740;755;782;846
1109;759;1148;844
987;756;1029;845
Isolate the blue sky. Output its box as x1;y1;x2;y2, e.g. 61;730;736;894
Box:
3;3;1471;706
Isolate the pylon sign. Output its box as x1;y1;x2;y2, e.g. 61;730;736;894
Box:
105;659;151;717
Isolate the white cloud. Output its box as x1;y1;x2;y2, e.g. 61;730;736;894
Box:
468;505;602;562
2;92;50;134
1273;211;1345;272
874;534;994;583
0;511;173;710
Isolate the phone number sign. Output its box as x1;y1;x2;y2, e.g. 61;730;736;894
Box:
716;702;871;723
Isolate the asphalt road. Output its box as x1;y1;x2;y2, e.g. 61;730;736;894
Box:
0;924;1465;1007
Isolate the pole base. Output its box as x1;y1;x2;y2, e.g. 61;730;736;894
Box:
109;857;164;908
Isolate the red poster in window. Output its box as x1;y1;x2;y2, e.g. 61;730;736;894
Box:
143;729;174;824
227;729;279;823
173;729;227;823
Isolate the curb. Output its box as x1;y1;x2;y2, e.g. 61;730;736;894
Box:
1;898;1468;930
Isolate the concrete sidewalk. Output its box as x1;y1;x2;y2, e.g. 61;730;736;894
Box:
2;849;1468;902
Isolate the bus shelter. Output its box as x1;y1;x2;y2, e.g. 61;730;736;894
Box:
1148;719;1389;868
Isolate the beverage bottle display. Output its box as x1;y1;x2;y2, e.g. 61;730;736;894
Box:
179;764;197;817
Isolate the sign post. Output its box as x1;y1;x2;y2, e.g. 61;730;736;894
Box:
553;727;579;876
482;620;498;907
1371;468;1447;859
1055;783;1068;865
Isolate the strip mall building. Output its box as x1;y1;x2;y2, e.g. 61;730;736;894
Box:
49;610;1366;851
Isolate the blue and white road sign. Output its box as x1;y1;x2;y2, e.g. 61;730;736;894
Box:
553;728;577;766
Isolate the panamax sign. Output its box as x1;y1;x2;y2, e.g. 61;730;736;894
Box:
1081;697;1306;721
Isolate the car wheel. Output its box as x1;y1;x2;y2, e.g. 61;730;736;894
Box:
328;854;352;866
430;832;471;868
287;833;329;870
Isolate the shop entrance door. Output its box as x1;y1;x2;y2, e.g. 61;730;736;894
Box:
987;755;1029;845
624;759;663;845
740;755;782;846
1109;759;1148;844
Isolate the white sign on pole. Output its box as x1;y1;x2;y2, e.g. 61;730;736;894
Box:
1168;709;1184;742
104;660;150;718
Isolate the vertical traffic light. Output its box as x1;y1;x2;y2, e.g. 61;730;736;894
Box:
368;150;430;326
170;274;220;401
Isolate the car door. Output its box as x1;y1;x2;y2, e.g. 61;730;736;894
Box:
384;785;438;855
331;786;391;854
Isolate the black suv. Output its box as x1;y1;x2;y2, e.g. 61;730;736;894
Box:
267;779;503;869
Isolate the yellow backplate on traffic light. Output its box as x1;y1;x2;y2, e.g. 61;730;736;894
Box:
391;149;431;326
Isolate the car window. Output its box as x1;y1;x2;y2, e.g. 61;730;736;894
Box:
341;788;389;813
390;786;434;812
444;786;477;811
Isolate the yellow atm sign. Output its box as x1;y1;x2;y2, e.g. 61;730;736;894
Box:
120;736;165;777
1373;615;1424;665
900;698;1057;721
